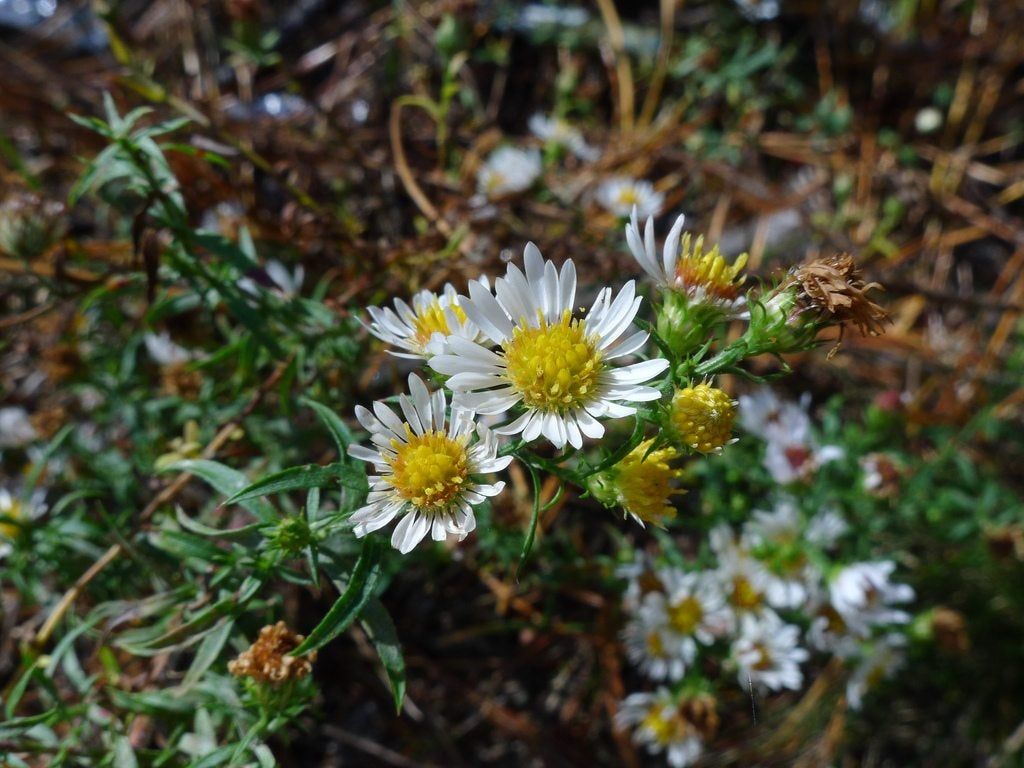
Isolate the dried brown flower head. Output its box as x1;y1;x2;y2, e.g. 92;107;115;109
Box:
228;622;316;684
931;607;970;654
679;693;719;740
786;253;889;337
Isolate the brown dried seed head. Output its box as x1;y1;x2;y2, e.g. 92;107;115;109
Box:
931;607;970;654
786;253;889;336
228;621;316;684
679;693;719;740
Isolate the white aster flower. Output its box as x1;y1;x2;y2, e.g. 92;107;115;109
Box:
615;688;705;768
830;561;915;629
0;407;37;449
144;332;194;366
596;177;664;219
625;210;748;315
846;634;906;710
741;498;831;609
1;486;47;560
616;552;667;613
645;569;731;656
805;507;849;548
346;374;512;554
528;113;600;161
806;602;864;658
430;244;668;449
732;611;809;692
622;600;687;682
239;260;305;299
709;524;778;623
362;283;480;359
763;436;844;485
477;146;542;198
739;390;843;483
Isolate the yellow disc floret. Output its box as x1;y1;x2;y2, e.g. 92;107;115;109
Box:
388;429;469;511
503;310;603;412
671;383;735;454
0;497;23;539
413;299;466;348
730;575;764;611
668;595;704;635
612;439;683;526
675;232;747;302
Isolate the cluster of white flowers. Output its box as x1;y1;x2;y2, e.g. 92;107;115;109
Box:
353;243;667;553
615;493;915;765
738;389;844;484
473;114;663;219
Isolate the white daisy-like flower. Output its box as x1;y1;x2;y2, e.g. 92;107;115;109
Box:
622;601;687;682
763;436;844;485
741;498;823;609
347;374;512;554
362;283;480;359
625;210;748;315
805;507;849;548
615;689;705;768
709;524;778;623
806;602;863;658
830;561;915;629
616;552;667;613
732;611;809;692
649;568;731;650
528;114;600;161
596;177;663;219
430;244;668;449
477;146;542;198
739;390;843;483
0;407;37;449
239;260;305;299
1;486;47;560
144;332;194;366
846;633;906;710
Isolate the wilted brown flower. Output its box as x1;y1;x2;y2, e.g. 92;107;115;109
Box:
228;622;316;684
984;525;1024;562
679;693;719;740
786;253;889;337
160;362;204;400
931;607;969;654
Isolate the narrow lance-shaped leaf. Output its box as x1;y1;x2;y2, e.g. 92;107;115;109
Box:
360;598;406;714
292;536;383;656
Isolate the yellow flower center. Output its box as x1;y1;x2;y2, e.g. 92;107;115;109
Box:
671;384;735;454
668;596;704;635
730;575;763;611
388;429;469;511
485;171;506;194
751;642;774;671
614;439;683;525
675;232;747;301
641;707;677;746
503;311;602;412
616;187;640;207
0;498;23;539
645;631;665;657
413;299;466;348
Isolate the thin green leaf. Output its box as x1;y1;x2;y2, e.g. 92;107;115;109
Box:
226;463;363;504
301;397;358;459
180;619;234;690
164;459;276;522
292;537;383;655
360;599;406;714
